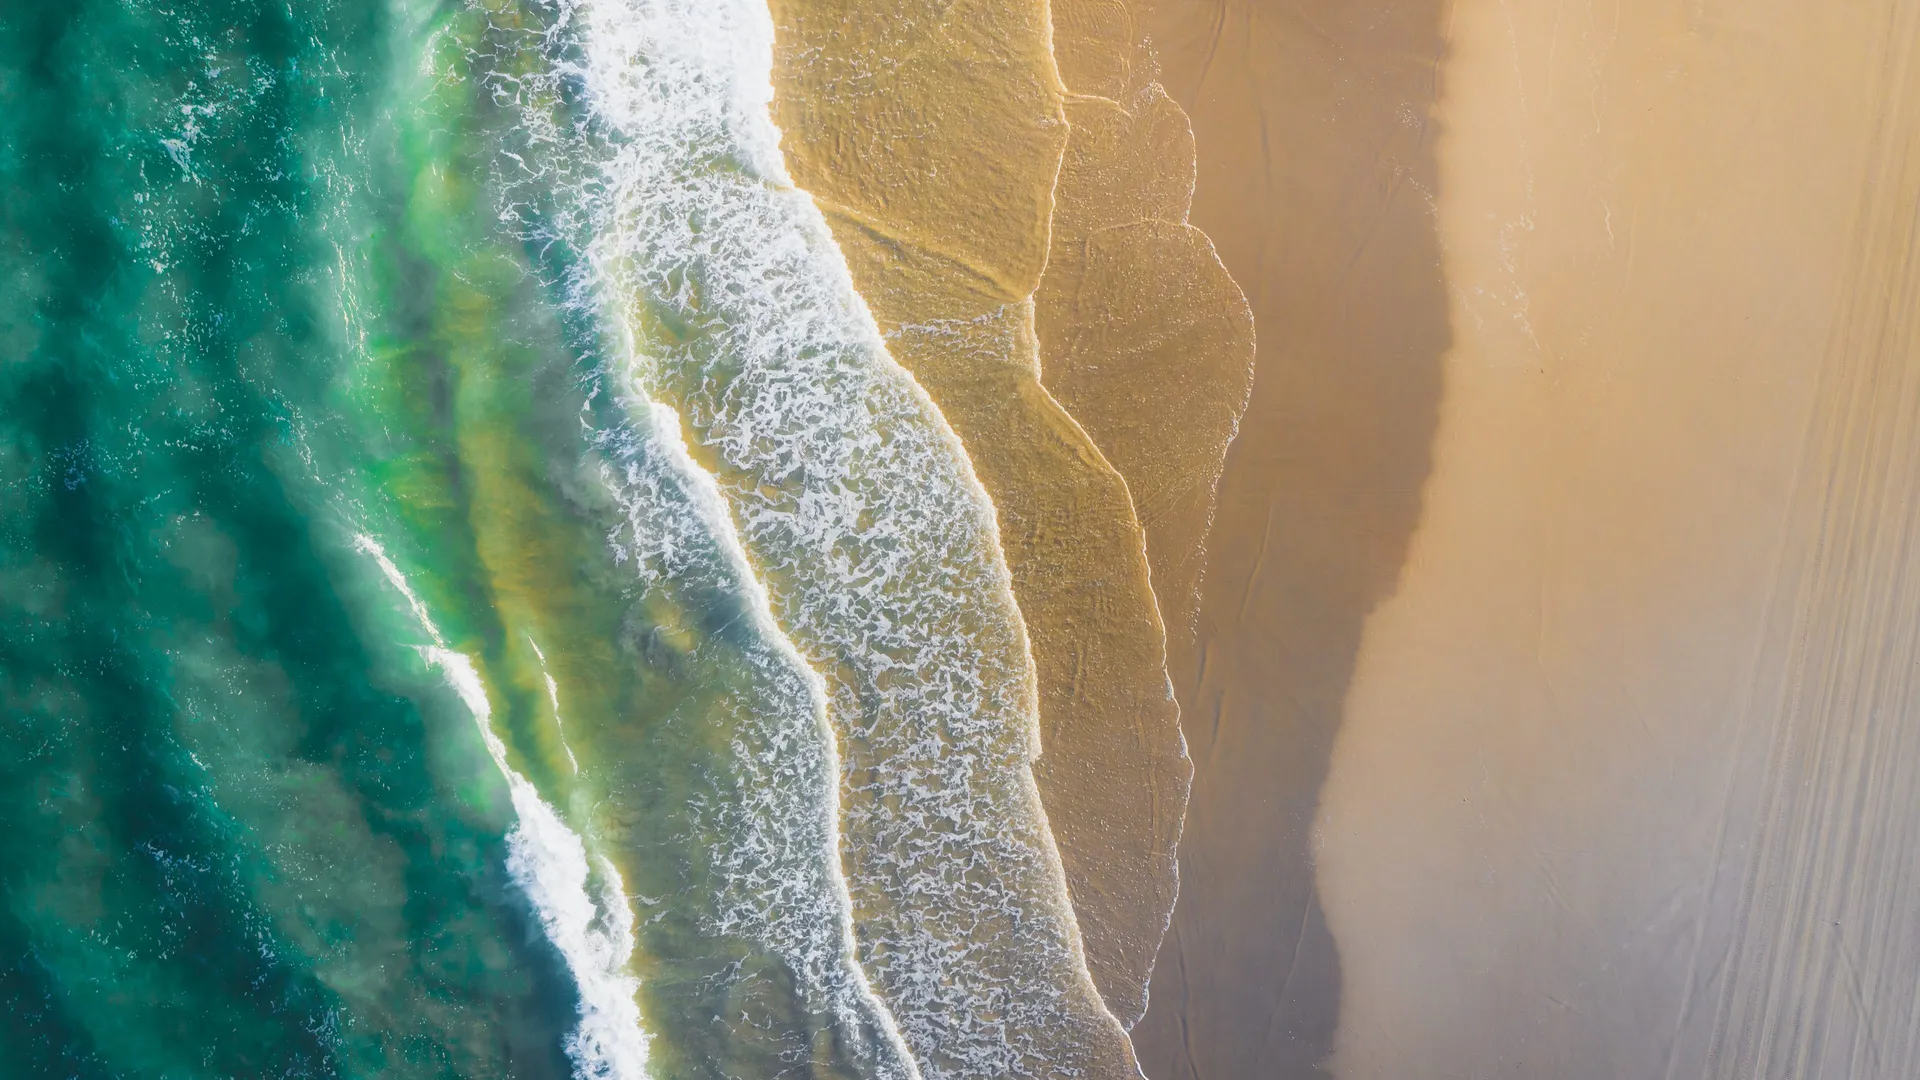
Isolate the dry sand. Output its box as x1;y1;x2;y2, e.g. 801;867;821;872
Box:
1312;1;1920;1079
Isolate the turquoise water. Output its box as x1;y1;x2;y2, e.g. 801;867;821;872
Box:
0;1;1132;1076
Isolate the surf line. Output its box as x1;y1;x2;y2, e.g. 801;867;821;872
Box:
635;400;923;1075
527;637;583;775
563;0;1139;1068
354;534;650;1080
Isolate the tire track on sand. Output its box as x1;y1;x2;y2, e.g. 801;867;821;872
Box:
1698;7;1920;1075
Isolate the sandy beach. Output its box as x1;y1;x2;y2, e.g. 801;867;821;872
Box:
1121;1;1920;1078
774;1;1920;1077
1124;2;1452;1077
768;0;1212;1041
1315;2;1920;1077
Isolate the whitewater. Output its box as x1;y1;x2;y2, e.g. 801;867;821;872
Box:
530;0;1144;1074
593;400;922;1078
356;535;651;1080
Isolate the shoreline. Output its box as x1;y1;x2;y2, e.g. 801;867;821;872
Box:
1126;2;1454;1077
764;0;1259;1044
765;0;1183;1050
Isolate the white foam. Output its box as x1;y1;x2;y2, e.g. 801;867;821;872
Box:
598;401;920;1078
527;638;581;774
542;0;1138;1073
355;535;650;1080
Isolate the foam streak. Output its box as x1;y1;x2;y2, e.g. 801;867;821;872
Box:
355;535;650;1080
559;0;1140;1073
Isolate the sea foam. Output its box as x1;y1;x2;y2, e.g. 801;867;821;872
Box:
594;400;921;1077
543;0;1140;1073
354;535;650;1080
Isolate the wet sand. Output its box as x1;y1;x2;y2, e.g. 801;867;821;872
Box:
1037;0;1255;668
767;2;1920;1076
767;0;1189;1034
1126;3;1452;1078
1315;2;1920;1078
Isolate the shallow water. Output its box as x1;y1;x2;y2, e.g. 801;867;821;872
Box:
0;1;1130;1076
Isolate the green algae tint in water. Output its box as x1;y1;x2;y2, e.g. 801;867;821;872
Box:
0;0;1139;1076
0;2;590;1076
343;7;909;1076
0;1;906;1076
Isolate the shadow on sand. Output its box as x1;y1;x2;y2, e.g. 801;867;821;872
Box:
1129;2;1454;1077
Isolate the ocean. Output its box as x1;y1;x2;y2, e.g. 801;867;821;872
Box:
0;0;1131;1076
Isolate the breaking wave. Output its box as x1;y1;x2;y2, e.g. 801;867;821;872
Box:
355;535;650;1080
548;0;1139;1074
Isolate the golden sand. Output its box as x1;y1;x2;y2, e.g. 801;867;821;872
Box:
766;0;1192;1033
764;0;1920;1075
1036;0;1254;671
1311;2;1920;1077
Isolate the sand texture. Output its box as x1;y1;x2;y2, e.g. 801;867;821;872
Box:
768;1;1920;1076
1037;0;1256;669
767;0;1188;1032
1310;1;1920;1078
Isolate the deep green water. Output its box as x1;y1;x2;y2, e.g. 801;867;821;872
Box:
0;2;596;1074
0;2;803;1073
0;1;1135;1077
